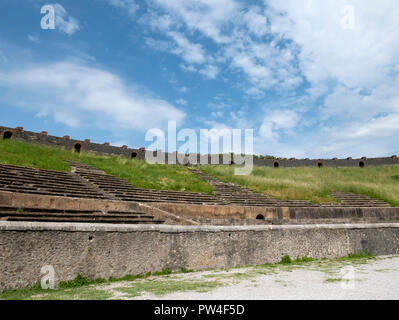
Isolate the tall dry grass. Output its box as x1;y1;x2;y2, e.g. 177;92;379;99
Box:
200;165;399;206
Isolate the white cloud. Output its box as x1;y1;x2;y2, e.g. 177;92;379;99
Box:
105;0;139;16
259;110;300;141
207;95;231;110
256;0;399;156
179;86;189;93
145;37;171;51
266;0;399;89
0;61;186;131
141;0;399;156
53;4;80;35
199;64;219;79
145;32;206;65
176;98;188;106
19;0;398;157
210;111;223;118
28;34;40;43
168;31;206;64
242;6;269;37
322;81;399;122
142;0;302;89
179;64;197;73
150;0;241;43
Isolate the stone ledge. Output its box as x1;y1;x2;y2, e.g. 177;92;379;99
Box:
1;221;399;233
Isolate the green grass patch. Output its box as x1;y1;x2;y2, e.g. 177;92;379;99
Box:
293;256;315;263
2;286;113;300
114;279;223;298
180;268;195;274
0;279;112;300
277;255;315;266
0;139;212;194
58;274;106;289
324;278;348;283
337;252;374;261
152;268;172;276
279;255;292;265
0;282;46;300
0;267;196;300
200;164;399;206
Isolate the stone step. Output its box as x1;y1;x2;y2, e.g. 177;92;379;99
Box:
0;206;146;215
0;173;87;186
0;211;154;219
0;186;108;199
0;183;107;195
117;197;222;205
1;216;163;224
0;164;109;200
0;205;164;224
98;187;215;197
0;178;103;193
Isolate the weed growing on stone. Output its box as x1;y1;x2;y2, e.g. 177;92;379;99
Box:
152;268;172;276
279;255;292;265
59;274;106;289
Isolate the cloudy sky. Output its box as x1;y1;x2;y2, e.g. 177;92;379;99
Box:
1;0;399;158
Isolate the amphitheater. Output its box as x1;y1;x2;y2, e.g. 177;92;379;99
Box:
1;125;399;293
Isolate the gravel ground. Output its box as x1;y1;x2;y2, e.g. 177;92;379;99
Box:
135;255;399;300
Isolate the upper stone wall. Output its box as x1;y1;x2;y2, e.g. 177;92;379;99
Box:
1;125;399;167
0;126;145;160
253;156;399;168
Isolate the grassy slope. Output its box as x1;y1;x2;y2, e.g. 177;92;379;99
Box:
200;164;399;206
0;139;212;194
1;139;399;204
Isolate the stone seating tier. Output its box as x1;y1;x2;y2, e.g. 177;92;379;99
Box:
0;206;164;224
189;169;391;208
0;162;391;209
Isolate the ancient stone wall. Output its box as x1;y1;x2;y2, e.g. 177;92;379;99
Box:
1;221;399;291
0;126;144;160
253;157;399;168
151;202;399;223
2;125;399;167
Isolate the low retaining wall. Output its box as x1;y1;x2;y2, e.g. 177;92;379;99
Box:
153;202;281;220
2;191;399;225
152;202;399;224
1;221;399;292
0;191;197;225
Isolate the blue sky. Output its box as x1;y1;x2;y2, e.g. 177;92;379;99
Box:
1;0;399;158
